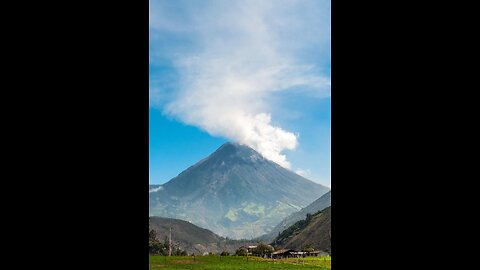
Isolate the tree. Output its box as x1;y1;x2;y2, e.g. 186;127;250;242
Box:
149;240;163;254
306;213;313;223
149;229;163;254
302;244;315;252
252;243;274;257
149;229;157;241
235;247;248;256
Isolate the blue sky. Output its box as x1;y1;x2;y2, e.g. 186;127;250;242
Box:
149;0;331;187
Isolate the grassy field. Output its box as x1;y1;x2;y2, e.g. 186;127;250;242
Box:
149;255;331;269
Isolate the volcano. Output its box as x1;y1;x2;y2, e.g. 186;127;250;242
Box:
149;142;329;239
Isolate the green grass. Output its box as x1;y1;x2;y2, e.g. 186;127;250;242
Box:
149;255;331;269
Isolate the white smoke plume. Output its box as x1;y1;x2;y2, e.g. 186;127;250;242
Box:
150;0;330;168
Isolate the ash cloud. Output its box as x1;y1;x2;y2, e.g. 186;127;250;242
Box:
150;0;330;168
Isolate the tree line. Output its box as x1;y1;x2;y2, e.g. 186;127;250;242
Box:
149;229;187;256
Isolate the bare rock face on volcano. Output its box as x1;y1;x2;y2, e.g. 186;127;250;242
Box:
149;142;329;239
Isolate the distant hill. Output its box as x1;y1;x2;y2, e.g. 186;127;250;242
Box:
258;191;331;242
149;216;254;255
271;207;331;253
149;142;329;239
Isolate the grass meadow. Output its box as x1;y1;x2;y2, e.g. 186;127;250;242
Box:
149;255;331;269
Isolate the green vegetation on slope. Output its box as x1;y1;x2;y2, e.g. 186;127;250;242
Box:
271;207;331;253
272;212;317;246
258;191;331;242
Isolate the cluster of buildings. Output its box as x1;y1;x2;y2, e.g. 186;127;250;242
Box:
238;245;329;259
271;249;329;259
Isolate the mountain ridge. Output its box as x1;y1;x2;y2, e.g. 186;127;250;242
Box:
149;216;254;255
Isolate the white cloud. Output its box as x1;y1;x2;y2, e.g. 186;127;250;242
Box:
295;168;312;178
149;186;163;193
150;0;330;168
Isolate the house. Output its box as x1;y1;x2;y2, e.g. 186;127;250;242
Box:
271;249;297;259
290;251;306;258
239;244;275;257
306;250;330;257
